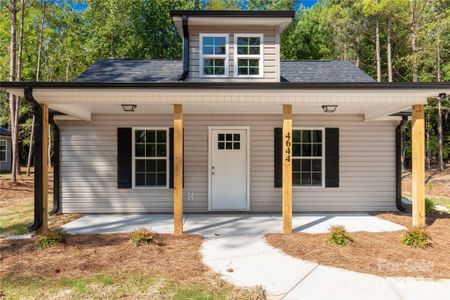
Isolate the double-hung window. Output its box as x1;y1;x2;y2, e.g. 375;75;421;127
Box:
292;129;324;187
0;140;6;162
200;34;229;77
133;128;168;188
234;34;263;77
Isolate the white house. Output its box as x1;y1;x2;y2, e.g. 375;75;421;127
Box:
1;10;449;234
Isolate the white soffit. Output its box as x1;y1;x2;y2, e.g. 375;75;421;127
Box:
173;16;292;35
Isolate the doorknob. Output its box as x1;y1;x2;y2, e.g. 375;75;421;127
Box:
211;166;215;175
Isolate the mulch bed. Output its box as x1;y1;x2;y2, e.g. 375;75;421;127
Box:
0;233;206;283
266;211;450;279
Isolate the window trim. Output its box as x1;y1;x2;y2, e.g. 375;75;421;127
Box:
233;33;264;78
199;33;229;78
131;127;170;189
0;140;6;162
292;127;325;189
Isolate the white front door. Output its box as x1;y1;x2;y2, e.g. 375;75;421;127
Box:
210;128;248;210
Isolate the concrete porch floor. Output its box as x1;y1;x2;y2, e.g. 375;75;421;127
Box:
63;213;405;236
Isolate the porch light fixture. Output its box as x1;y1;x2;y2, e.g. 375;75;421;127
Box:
121;104;137;112
322;105;338;113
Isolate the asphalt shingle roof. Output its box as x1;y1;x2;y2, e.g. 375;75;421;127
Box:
74;59;375;83
0;127;11;136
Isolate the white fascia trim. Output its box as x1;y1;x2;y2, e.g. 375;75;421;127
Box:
199;33;229;78
233;33;264;78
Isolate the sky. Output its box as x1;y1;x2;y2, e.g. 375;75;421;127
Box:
69;0;318;11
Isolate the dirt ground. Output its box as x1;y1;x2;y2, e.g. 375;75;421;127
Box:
0;173;46;207
402;168;450;199
266;211;450;279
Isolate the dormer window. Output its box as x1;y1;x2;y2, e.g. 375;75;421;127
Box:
234;34;264;77
199;34;229;77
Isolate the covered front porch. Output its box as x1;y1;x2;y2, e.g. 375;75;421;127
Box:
2;82;444;235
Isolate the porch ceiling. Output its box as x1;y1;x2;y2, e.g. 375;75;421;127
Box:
4;86;446;121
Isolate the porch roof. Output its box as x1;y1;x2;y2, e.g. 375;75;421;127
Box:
1;81;449;122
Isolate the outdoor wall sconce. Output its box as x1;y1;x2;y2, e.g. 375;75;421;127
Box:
322;105;338;113
121;104;137;112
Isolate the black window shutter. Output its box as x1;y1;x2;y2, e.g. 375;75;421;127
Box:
325;128;340;187
169;128;184;188
117;128;132;188
274;128;282;188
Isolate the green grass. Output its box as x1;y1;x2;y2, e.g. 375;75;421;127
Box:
403;193;450;211
0;273;252;300
427;197;450;210
0;201;35;237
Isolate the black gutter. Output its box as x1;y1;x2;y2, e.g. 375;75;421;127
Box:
24;87;43;232
170;10;295;18
1;81;450;90
396;115;411;213
178;15;189;81
49;112;61;215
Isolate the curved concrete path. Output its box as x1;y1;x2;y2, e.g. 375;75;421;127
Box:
64;213;450;299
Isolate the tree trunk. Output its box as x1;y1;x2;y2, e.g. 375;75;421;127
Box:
438;99;444;171
375;13;381;82
65;58;71;81
9;0;18;183
425;108;431;170
16;0;25;81
355;32;361;68
387;15;393;82
410;0;418;82
110;31;115;58
26;115;34;176
36;0;46;81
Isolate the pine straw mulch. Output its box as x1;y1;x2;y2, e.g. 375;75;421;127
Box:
0;232;266;299
0;233;205;282
266;211;450;279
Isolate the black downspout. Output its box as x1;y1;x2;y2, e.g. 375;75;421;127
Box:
177;15;189;81
24;87;43;232
49;112;60;215
396;115;410;213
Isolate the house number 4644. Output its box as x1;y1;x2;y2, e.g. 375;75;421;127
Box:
285;132;291;163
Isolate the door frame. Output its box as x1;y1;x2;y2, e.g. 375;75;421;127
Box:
208;126;250;211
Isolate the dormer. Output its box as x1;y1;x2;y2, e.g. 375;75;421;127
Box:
172;10;294;82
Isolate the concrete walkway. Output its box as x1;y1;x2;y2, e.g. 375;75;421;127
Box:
63;214;450;299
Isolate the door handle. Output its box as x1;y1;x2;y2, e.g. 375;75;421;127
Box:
211;166;215;175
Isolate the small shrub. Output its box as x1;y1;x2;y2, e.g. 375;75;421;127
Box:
326;225;353;246
401;227;432;249
130;228;156;246
425;198;435;215
35;228;66;250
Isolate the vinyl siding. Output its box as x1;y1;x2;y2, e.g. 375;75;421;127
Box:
188;25;279;82
58;114;397;213
0;137;12;172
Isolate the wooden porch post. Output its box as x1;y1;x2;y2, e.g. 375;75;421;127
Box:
174;104;184;235
412;104;425;227
282;104;293;234
38;104;49;234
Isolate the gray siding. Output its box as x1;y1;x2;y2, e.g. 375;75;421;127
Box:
58;114;397;213
0;137;12;172
188;25;279;82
